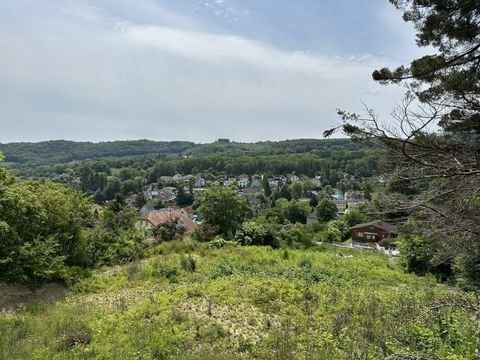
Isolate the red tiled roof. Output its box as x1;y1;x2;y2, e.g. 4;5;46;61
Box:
141;208;197;233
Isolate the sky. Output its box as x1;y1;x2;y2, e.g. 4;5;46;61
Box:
0;0;427;143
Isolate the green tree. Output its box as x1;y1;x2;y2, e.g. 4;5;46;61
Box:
262;176;272;197
291;182;303;200
343;209;367;227
94;189;106;204
105;178;122;200
176;185;193;206
278;185;292;200
197;186;249;238
274;199;310;224
326;220;350;242
236;221;279;248
135;192;147;208
309;194;318;208
84;195;147;267
316;198;337;222
0;178;91;283
326;0;480;288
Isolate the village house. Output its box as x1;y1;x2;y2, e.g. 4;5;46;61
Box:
205;173;216;182
139;204;155;216
268;177;284;190
350;221;399;247
192;188;206;197
173;174;183;181
183;175;195;182
125;194;138;208
156;189;176;202
287;174;299;183
334;199;347;213
194;176;206;188
306;212;317;225
347;200;367;210
311;177;322;188
251;178;262;188
137;207;198;236
144;183;160;200
223;178;235;187
331;193;344;201
159;176;174;183
344;191;364;201
237;176;250;188
239;188;264;214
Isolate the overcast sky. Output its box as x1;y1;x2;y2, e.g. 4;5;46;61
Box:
0;0;426;143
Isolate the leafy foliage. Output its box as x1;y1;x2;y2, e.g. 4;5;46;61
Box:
0;177;91;284
196;186;249;239
327;0;480;292
316;198;338;222
0;245;476;359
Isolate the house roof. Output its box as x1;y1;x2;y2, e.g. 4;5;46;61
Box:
141;208;198;233
350;220;399;234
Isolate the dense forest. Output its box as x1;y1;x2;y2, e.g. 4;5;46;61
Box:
0;140;195;166
0;138;376;168
6;139;381;207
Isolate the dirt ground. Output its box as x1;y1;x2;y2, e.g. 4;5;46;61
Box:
0;282;69;313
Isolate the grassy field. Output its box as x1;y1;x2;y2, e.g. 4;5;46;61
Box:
0;241;476;359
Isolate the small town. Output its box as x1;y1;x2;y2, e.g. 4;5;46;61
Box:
131;172;398;256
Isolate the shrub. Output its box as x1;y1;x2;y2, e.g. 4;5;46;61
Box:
150;260;179;283
192;223;220;242
181;255;196;273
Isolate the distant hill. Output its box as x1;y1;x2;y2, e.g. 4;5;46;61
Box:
0;138;370;168
0;140;195;167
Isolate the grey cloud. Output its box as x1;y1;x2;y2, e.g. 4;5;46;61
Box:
0;0;407;143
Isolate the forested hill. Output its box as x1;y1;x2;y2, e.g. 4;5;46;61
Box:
0;140;195;166
0;138;373;167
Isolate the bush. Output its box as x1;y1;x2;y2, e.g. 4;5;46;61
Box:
280;223;314;248
181;255;196;273
236;221;280;248
192;223;219;242
150;260;179;283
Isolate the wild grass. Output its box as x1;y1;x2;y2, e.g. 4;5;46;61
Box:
0;240;476;359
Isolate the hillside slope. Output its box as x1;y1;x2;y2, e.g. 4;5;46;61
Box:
0;243;475;359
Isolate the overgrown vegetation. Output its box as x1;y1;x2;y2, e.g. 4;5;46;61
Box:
0;243;476;359
0;158;149;285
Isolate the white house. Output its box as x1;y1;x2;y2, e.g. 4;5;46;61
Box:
334;200;347;213
223;179;234;186
269;178;282;188
173;174;183;181
237;178;250;188
347;200;367;210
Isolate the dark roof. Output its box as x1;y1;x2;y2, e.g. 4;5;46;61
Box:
350;220;398;234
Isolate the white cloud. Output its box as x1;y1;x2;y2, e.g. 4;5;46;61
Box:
120;23;385;76
0;0;407;143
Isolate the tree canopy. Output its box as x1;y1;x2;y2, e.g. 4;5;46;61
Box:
196;186;249;239
316;198;338;223
326;0;479;269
